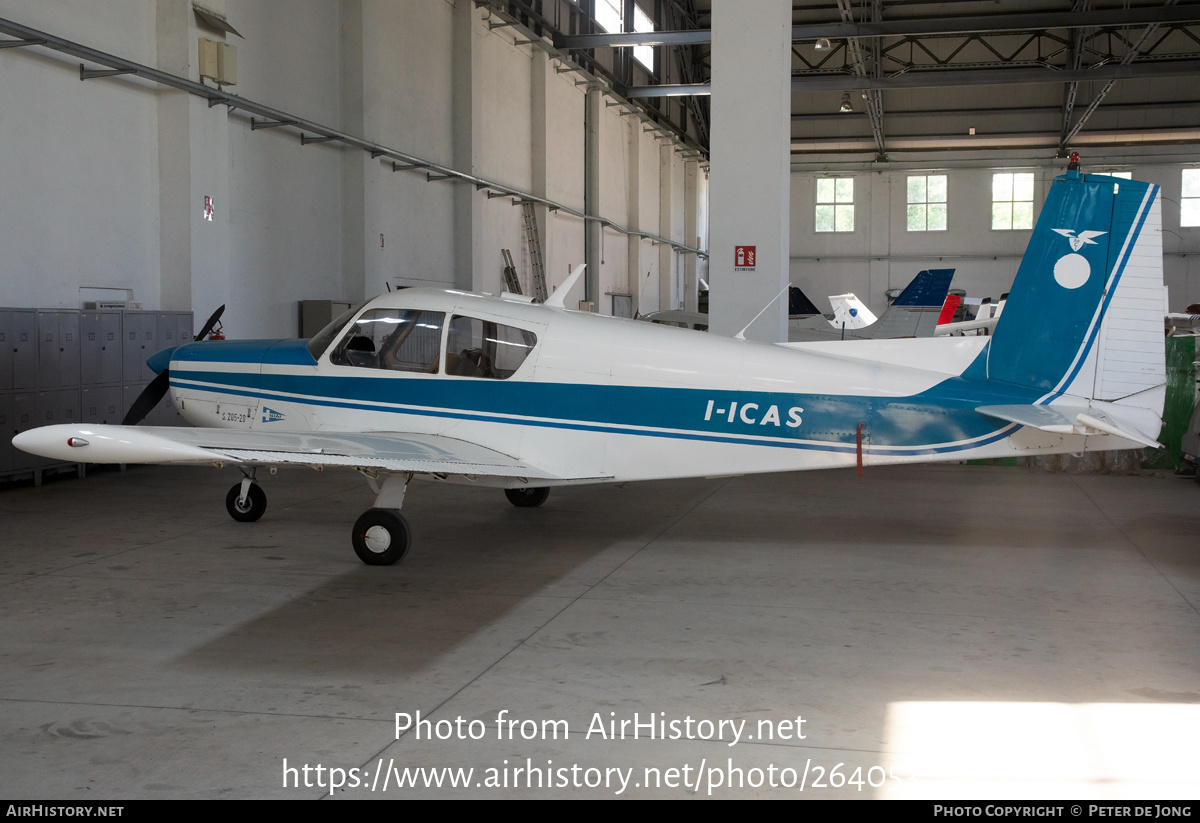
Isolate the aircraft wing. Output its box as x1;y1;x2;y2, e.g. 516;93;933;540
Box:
12;424;596;481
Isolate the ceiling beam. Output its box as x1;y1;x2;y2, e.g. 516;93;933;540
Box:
557;6;1200;49
625;59;1200;97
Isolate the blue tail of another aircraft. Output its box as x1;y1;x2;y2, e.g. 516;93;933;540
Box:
892;268;955;308
858;268;954;339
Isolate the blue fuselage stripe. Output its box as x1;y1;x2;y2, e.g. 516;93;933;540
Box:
171;368;1032;457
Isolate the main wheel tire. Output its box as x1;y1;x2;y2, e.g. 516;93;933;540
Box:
225;482;267;522
352;508;411;566
505;487;550;508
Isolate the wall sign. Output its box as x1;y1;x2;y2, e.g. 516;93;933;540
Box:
735;245;756;271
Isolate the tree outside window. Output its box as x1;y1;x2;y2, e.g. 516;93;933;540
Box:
816;178;854;232
1183;170;1200;227
907;174;947;231
992;172;1034;230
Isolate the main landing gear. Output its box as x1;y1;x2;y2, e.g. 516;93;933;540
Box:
351;471;412;566
226;471;267;522
351;508;410;566
505;486;549;508
223;470;552;567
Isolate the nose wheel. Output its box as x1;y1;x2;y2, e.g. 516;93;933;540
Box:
352;508;411;566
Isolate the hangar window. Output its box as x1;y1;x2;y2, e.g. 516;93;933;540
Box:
1183;170;1200;227
446;316;537;380
992;172;1034;230
816;177;854;232
595;0;622;34
632;5;654;71
330;310;444;373
906;174;947;231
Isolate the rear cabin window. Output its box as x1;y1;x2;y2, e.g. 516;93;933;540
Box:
329;309;444;373
445;316;537;379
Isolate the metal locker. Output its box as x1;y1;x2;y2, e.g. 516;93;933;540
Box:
0;392;12;474
37;389;80;428
122;312;158;383
0;310;38;391
38;311;81;389
11;392;38;470
81;311;122;386
82;385;123;424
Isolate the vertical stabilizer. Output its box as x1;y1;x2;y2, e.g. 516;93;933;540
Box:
980;171;1163;405
860;268;955;339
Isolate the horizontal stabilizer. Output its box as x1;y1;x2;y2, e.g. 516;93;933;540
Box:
976;404;1162;449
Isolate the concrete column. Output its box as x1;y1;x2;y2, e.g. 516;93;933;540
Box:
683;159;700;312
584;88;601;308
708;0;792;340
452;0;481;291
626;117;643;315
657;143;673;310
530;48;550;299
340;0;366;302
156;0;231;319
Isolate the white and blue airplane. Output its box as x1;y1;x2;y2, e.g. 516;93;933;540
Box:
13;164;1167;566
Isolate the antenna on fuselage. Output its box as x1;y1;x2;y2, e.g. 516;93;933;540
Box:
544;264;587;309
733;283;793;341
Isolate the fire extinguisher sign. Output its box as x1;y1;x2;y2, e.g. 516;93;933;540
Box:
734;245;756;271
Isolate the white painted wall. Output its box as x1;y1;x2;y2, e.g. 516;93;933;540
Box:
0;1;704;333
790;163;1200;315
0;0;160;310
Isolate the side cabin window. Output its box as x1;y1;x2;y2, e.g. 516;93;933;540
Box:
445;316;537;379
330;309;444;373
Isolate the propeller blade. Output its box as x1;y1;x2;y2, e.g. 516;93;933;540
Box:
121;370;171;426
195;304;226;341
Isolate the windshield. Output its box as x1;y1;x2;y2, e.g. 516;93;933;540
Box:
306;305;360;360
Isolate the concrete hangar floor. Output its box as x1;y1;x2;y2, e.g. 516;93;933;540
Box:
0;462;1197;799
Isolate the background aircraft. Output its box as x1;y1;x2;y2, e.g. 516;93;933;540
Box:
643;268;954;341
14;168;1166;567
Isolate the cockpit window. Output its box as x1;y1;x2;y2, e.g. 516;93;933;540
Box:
330;309;444;373
445;316;537;379
306;305;360;360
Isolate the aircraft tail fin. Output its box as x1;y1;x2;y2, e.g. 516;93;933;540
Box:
828;293;877;330
969;170;1165;413
858;268;955;339
788;285;822;317
937;293;962;326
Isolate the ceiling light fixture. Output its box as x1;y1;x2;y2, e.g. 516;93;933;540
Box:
814;38;831;50
839;93;853;113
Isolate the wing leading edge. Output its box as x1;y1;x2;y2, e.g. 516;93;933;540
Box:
12;424;600;481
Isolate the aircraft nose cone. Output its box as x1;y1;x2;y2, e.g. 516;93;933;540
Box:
146;346;177;375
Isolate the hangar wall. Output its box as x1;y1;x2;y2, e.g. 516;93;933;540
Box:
790;163;1200;315
5;1;1191;332
0;0;701;338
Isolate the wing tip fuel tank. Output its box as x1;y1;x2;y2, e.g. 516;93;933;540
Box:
12;424;218;464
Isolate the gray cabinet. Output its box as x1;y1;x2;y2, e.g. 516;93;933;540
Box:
38;311;81;388
81;311;122;386
0;309;38;391
3;308;192;483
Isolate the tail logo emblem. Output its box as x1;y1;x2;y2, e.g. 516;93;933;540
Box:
1052;229;1106;289
1053;228;1106;251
